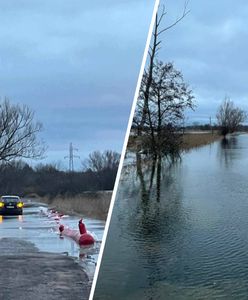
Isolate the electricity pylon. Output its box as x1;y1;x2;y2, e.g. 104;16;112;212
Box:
64;143;80;172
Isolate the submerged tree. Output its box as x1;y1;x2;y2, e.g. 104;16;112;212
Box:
135;3;190;137
134;61;194;155
133;3;194;157
0;98;45;162
216;98;247;136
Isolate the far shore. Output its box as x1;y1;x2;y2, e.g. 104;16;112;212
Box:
182;131;222;151
28;190;112;220
128;131;223;152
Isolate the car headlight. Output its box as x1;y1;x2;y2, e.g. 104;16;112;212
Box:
0;202;4;208
17;202;23;208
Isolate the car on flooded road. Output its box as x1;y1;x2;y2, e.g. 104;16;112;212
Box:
0;195;24;215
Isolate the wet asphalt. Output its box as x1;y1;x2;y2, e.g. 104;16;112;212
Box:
0;201;105;300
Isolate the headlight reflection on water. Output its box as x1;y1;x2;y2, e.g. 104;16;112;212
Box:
0;215;23;224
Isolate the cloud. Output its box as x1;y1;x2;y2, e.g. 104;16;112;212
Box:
0;0;155;167
158;0;248;123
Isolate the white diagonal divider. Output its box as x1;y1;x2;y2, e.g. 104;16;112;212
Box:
89;1;160;298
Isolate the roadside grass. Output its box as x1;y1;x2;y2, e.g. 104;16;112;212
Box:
32;191;112;220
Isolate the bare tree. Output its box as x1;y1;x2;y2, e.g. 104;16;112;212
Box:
0;98;45;162
135;2;190;136
83;150;120;172
216;97;247;136
136;61;194;155
151;62;194;146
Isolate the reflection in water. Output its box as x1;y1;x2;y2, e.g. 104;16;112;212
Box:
94;134;248;300
0;214;24;224
131;153;186;299
136;152;161;204
94;150;187;299
136;151;178;204
18;215;23;222
218;136;240;168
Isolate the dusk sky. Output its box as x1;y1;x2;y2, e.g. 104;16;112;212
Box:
157;0;248;124
0;0;155;169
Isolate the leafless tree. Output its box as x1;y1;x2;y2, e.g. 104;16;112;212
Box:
0;98;45;162
135;2;190;136
216;97;247;136
135;61;194;155
150;61;193;149
83;150;120;172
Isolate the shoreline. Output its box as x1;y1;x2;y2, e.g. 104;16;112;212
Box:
128;131;222;152
181;132;222;151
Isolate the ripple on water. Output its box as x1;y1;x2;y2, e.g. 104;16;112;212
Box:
94;135;248;299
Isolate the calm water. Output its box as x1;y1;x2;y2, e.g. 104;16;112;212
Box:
94;134;248;299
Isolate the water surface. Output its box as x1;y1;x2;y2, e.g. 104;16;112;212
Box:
94;134;248;299
0;202;105;278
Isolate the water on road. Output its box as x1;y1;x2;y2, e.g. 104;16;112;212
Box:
0;202;105;278
93;134;248;299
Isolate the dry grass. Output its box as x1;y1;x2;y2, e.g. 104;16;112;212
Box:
38;191;112;220
127;132;222;152
182;132;221;151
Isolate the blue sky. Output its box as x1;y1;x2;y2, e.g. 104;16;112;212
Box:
0;0;155;169
156;0;248;124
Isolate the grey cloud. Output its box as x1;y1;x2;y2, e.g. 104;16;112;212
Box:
0;0;155;167
158;0;248;123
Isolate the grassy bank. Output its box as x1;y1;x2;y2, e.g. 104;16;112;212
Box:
128;132;222;152
182;132;222;151
31;191;112;220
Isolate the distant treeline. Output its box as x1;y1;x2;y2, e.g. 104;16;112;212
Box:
132;123;248;133
184;124;248;132
0;150;120;198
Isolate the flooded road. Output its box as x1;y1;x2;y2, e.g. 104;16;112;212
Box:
93;134;248;299
0;201;105;278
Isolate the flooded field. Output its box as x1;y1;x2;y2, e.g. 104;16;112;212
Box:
93;134;248;299
0;202;105;278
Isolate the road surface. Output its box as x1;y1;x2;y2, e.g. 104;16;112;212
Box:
0;201;105;299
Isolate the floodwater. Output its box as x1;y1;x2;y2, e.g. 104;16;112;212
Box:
0;202;105;278
93;134;248;299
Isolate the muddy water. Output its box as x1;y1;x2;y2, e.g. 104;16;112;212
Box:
0;202;105;278
93;134;248;299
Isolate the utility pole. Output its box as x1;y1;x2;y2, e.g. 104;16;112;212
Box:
210;116;213;135
64;143;80;172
